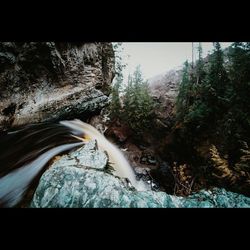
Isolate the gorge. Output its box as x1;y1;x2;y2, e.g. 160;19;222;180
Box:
0;42;249;208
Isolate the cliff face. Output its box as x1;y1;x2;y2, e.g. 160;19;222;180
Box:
0;42;115;130
148;67;182;131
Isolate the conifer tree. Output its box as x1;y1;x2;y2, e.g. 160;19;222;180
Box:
123;66;155;134
196;43;205;85
123;74;134;122
226;42;250;148
206;42;228;102
176;60;190;121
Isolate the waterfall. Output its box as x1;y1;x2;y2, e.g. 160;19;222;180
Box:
60;119;148;191
0;142;84;207
0;119;149;207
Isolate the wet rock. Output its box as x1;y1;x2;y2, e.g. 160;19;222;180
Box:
30;141;250;208
134;167;151;175
148;158;157;165
140;152;157;165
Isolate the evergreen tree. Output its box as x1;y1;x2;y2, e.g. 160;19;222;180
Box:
229;42;250;92
196;43;205;85
194;42;229;126
176;60;191;121
185;43;208;126
225;42;250;149
176;43;229;130
205;42;229;104
173;42;250;193
123;66;155;134
137;80;154;129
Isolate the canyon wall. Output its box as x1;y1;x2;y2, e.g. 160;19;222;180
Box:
0;42;115;130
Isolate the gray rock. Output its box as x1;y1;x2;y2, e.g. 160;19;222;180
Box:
142;68;183;136
30;141;250;208
0;42;115;129
134;167;151;175
148;67;182;102
51;140;108;171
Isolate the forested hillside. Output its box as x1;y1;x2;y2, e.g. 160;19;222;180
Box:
108;42;250;197
173;42;250;195
1;42;249;208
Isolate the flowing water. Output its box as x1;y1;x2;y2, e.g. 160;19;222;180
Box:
0;142;84;207
0;119;148;207
60;119;148;191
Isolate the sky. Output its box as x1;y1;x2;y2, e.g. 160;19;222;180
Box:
120;42;233;81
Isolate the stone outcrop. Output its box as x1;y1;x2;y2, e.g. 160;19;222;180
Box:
0;42;115;130
147;67;182;131
31;140;250;208
148;67;182;101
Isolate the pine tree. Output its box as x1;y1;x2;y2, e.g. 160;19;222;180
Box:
176;57;206;127
229;42;250;94
196;43;205;85
176;60;190;121
225;42;250;149
174;42;250;192
185;43;209;125
196;42;229;126
138;80;154;129
206;42;229;103
123;74;135;125
122;66;155;134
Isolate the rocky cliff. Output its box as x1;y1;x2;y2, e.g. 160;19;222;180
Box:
31;140;250;208
0;42;115;130
147;67;182;131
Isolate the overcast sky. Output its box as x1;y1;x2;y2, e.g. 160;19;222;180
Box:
120;42;233;81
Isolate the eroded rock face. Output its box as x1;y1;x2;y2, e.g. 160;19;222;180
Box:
0;42;115;130
148;68;182;100
148;67;182;131
31;141;250;208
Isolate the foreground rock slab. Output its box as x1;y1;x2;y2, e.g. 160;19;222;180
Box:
31;141;250;208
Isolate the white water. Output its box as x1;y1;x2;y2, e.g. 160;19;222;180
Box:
0;142;84;207
60;119;148;191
